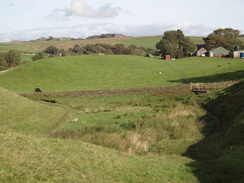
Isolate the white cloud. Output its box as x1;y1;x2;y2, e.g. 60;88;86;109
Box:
51;0;122;19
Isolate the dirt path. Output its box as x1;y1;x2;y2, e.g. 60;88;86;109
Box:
0;68;13;73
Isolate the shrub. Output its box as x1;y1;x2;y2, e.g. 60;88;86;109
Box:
32;52;45;61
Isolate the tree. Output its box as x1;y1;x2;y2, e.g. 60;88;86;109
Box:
44;46;59;55
182;37;196;56
156;29;195;58
5;50;21;67
156;39;178;57
203;28;243;51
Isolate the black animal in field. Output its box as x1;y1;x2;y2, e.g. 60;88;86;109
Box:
34;88;42;93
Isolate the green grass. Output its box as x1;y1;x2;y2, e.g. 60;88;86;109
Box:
0;131;198;183
0;87;72;134
0;55;243;93
184;80;244;183
1;78;244;182
0;86;202;182
0;49;244;182
118;36;205;49
42;93;208;155
118;36;162;49
21;54;34;63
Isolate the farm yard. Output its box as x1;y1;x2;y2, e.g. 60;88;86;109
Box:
0;35;244;183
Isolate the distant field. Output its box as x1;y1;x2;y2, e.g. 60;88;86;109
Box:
0;35;206;53
118;36;205;49
118;36;162;49
0;55;243;93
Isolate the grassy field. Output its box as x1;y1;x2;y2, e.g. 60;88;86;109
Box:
1;79;243;182
0;55;243;93
0;87;203;182
0;50;244;182
0;36;206;53
118;36;162;48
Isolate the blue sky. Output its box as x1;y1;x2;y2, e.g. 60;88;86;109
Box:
1;0;244;42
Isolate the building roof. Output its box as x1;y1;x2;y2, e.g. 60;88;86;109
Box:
209;46;230;55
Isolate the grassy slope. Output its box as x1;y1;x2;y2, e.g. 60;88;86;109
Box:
1;70;243;182
0;36;205;53
0;55;243;93
185;80;244;183
118;36;205;49
0;131;197;183
118;36;162;48
0;87;199;183
0;87;72;134
0;37;136;53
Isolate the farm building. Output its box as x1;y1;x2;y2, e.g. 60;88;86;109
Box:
207;47;230;57
193;47;208;56
230;50;244;58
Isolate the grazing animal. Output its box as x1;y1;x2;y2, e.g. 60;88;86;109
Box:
34;88;41;93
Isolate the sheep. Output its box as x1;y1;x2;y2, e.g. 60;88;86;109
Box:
34;88;41;93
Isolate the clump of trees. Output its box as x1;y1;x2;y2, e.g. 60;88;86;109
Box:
42;43;156;57
156;29;195;58
203;28;244;51
0;50;21;70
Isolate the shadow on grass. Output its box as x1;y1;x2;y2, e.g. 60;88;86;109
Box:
169;70;244;84
183;81;244;183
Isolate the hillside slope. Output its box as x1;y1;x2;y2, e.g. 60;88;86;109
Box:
0;88;199;183
185;80;244;183
0;55;243;93
0;87;71;134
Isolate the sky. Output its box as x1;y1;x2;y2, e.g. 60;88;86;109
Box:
0;0;244;42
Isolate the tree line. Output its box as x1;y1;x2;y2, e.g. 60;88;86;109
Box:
32;43;156;61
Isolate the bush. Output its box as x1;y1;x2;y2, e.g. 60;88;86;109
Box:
0;50;21;68
32;52;45;61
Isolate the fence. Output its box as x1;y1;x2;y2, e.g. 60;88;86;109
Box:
191;81;237;92
20;81;238;98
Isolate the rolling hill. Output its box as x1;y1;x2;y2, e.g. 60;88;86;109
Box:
0;87;71;134
0;55;243;93
0;36;204;53
0;51;243;182
0;85;200;183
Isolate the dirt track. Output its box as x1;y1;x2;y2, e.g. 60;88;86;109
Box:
0;68;13;73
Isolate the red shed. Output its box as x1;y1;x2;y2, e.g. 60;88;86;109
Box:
165;55;171;60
